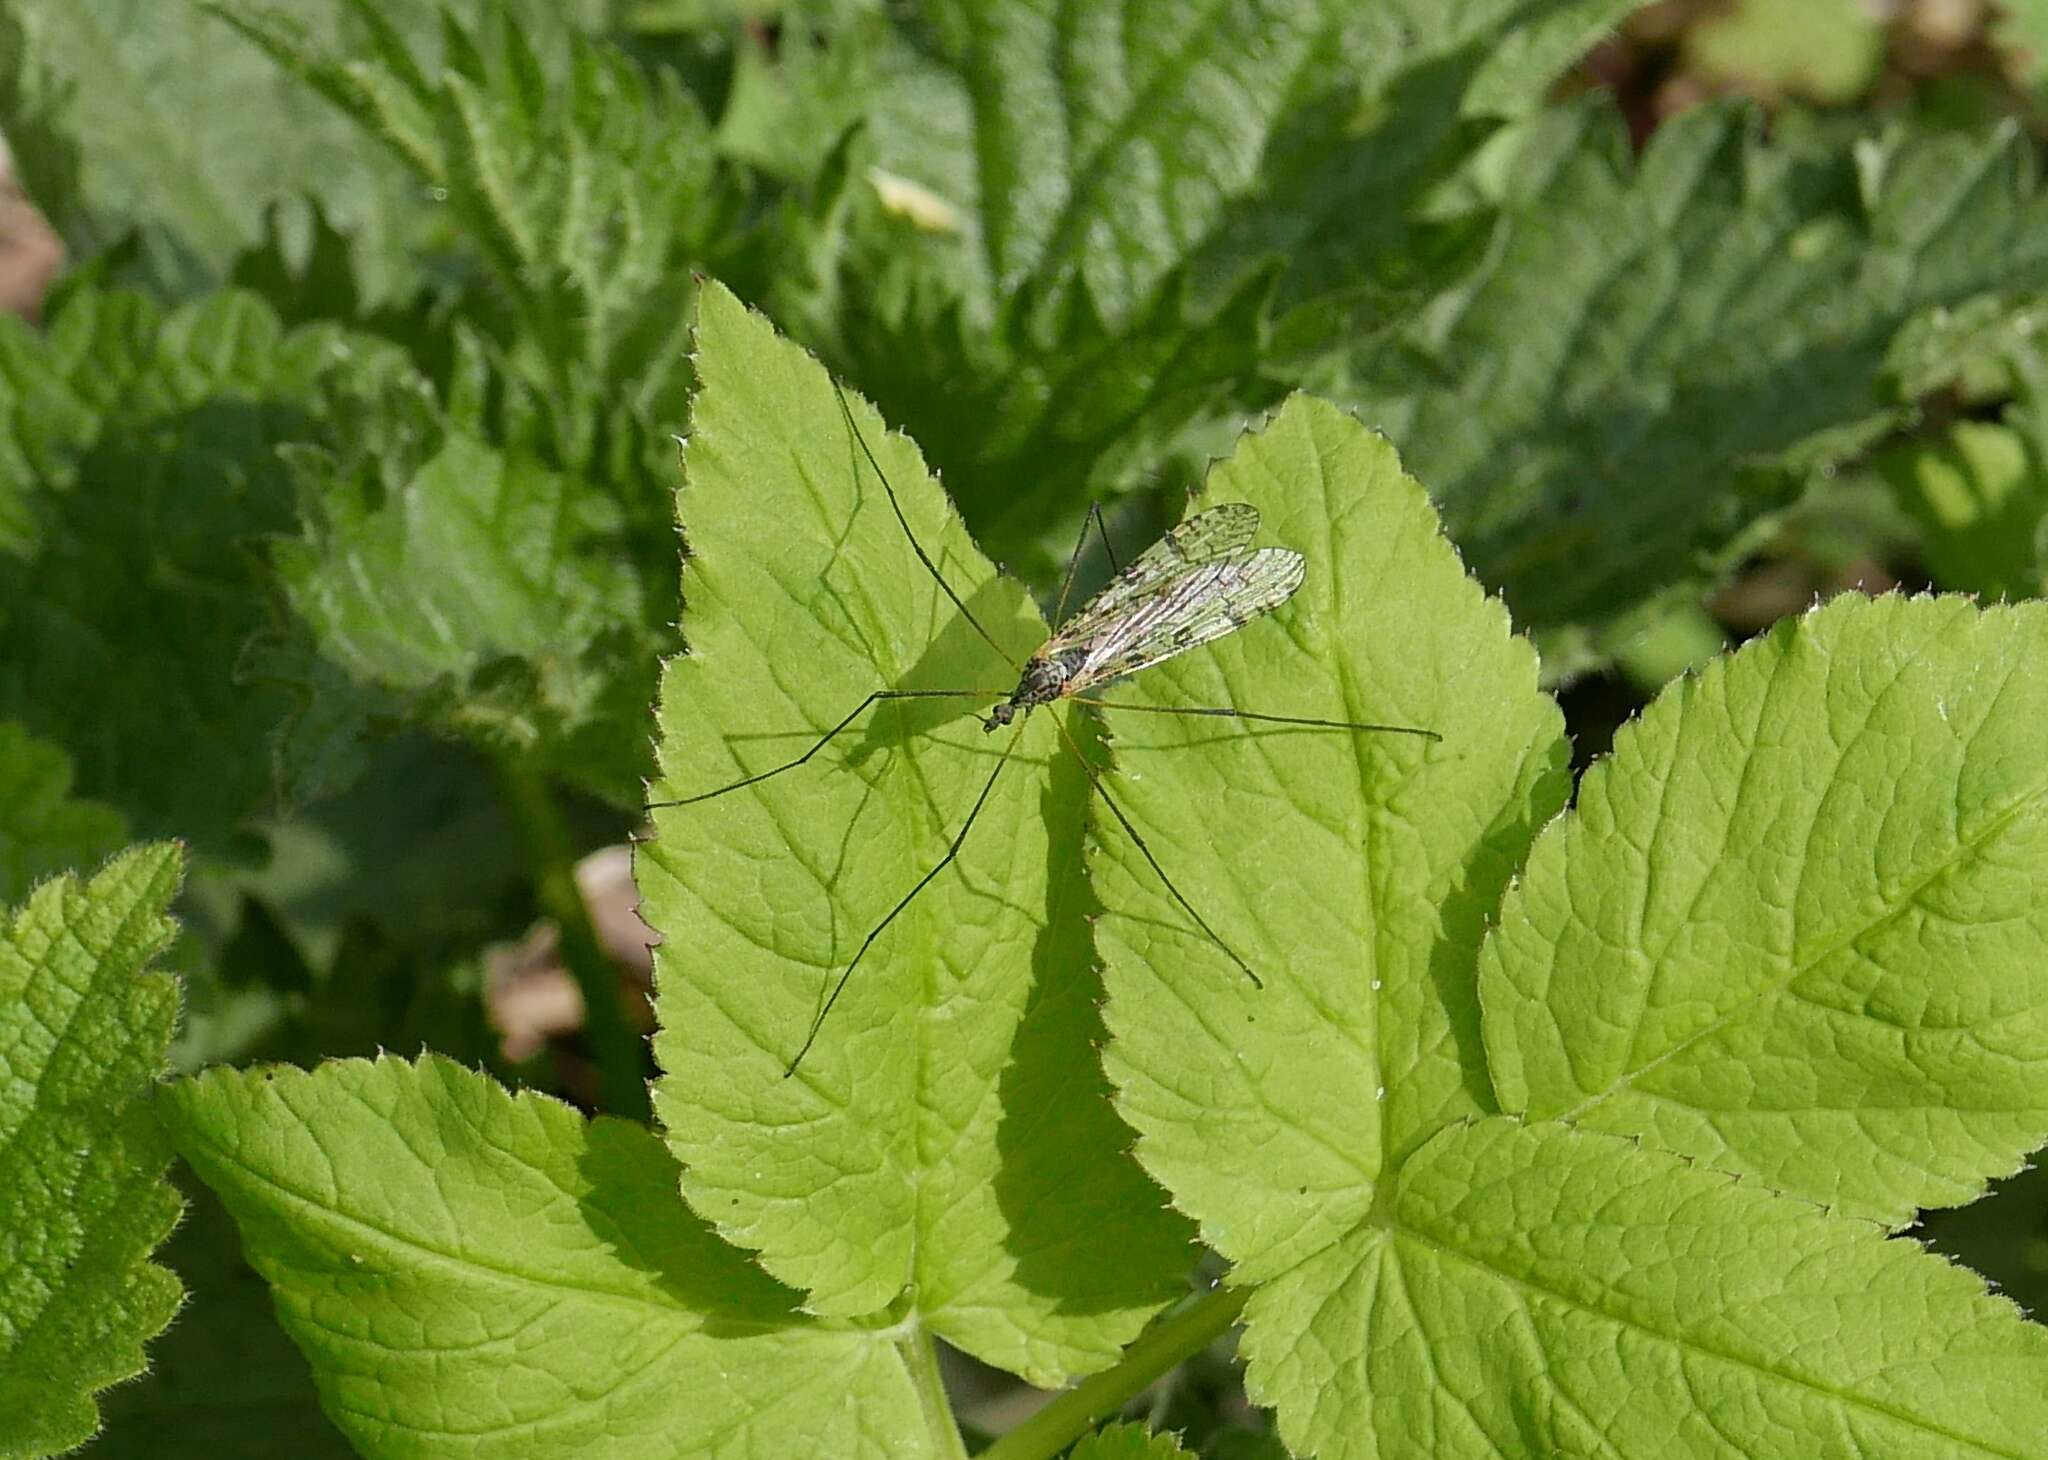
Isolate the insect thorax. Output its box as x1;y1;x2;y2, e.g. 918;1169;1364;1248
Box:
984;649;1086;730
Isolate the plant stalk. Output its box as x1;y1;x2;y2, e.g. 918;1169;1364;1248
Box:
978;1283;1250;1460
901;1322;973;1460
498;760;650;1122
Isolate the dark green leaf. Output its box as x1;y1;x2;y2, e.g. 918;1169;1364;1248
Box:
274;432;660;803
0;288;430;851
1331;100;2048;631
0;721;126;904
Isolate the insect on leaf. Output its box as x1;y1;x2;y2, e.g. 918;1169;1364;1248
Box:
642;278;1193;1383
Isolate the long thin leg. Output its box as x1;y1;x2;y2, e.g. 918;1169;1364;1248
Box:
1049;714;1263;990
833;380;1017;669
1091;504;1120;575
1078;698;1441;741
649;689;992;808
1051;503;1119;628
785;723;1024;1076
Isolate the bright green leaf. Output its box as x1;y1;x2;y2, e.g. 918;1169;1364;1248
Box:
1069;1422;1194;1460
0;721;126;904
1880;419;2048;598
1484;594;2048;1226
1239;1118;2048;1460
1333;99;2048;632
1096;395;1567;1279
0;844;184;1457
640;280;1193;1382
162;1053;938;1459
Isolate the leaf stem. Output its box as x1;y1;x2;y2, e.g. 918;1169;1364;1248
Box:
497;759;650;1122
900;1322;972;1460
978;1283;1249;1460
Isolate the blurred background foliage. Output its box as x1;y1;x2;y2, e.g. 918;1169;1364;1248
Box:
4;0;2048;1449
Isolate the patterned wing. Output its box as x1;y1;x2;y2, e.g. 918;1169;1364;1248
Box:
1055;503;1262;640
1052;546;1307;690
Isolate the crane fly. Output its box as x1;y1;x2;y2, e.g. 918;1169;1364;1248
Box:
652;382;1440;1075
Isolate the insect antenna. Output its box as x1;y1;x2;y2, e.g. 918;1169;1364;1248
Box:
833;380;1017;670
647;687;1000;808
784;722;1027;1076
1078;699;1441;740
1047;712;1264;990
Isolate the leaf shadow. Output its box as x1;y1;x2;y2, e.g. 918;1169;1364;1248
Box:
572;1112;810;1335
1409;732;1575;1159
836;573;1033;772
991;711;1197;1317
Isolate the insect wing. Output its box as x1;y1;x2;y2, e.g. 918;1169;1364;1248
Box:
1063;546;1307;689
1055;503;1263;639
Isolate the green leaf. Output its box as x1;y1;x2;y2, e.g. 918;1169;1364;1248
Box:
640;280;1193;1382
273;432;659;804
1483;594;2048;1226
0;286;429;851
1087;405;2048;1456
2;0;619;298
232;736;528;976
888;0;1639;327
713;9;879;185
1997;0;2048;85
0;721;126;905
1921;1159;2048;1327
1069;1422;1194;1460
162;1053;943;1459
92;1176;357;1459
214;1;703;748
0;286;160;558
1883;291;2048;407
809;0;1640;578
0;844;185;1457
1333;99;2048;632
0;0;435;297
1683;0;1886;103
908;0;1339;325
1239;1118;2048;1460
1347;0;1648;119
212;0;729;450
1879;420;2048;599
1096;395;1567;1279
